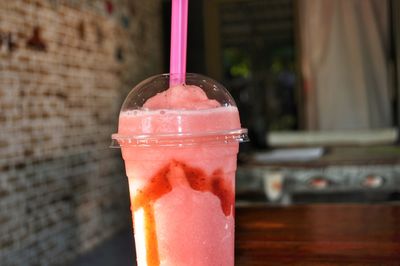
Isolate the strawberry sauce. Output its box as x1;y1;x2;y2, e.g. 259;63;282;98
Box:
130;160;234;266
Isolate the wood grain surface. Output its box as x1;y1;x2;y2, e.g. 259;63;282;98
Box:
235;204;400;265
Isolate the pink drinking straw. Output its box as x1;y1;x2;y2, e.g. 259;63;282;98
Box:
170;0;188;86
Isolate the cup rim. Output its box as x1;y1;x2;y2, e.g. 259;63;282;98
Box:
110;128;249;148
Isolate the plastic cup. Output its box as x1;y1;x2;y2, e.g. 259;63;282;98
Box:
111;73;248;266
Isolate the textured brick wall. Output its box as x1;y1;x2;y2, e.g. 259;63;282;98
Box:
0;0;162;265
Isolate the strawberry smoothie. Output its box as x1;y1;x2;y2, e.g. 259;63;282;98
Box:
113;74;247;266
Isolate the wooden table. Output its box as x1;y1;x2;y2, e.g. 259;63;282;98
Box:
235;204;400;265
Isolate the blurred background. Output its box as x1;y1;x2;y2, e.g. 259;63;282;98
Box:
0;0;399;265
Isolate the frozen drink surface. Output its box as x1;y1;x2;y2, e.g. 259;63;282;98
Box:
118;82;241;266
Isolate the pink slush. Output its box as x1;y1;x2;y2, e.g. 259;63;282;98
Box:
113;75;246;266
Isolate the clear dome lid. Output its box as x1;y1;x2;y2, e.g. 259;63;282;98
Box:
120;73;237;110
111;73;248;147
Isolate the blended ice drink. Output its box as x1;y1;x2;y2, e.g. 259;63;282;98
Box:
112;73;248;266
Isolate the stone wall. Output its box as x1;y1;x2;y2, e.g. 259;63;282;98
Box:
0;0;162;265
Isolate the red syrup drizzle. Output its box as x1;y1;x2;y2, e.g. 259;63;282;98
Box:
130;160;234;266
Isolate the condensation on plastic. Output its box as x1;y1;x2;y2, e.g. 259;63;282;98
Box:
111;128;249;148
